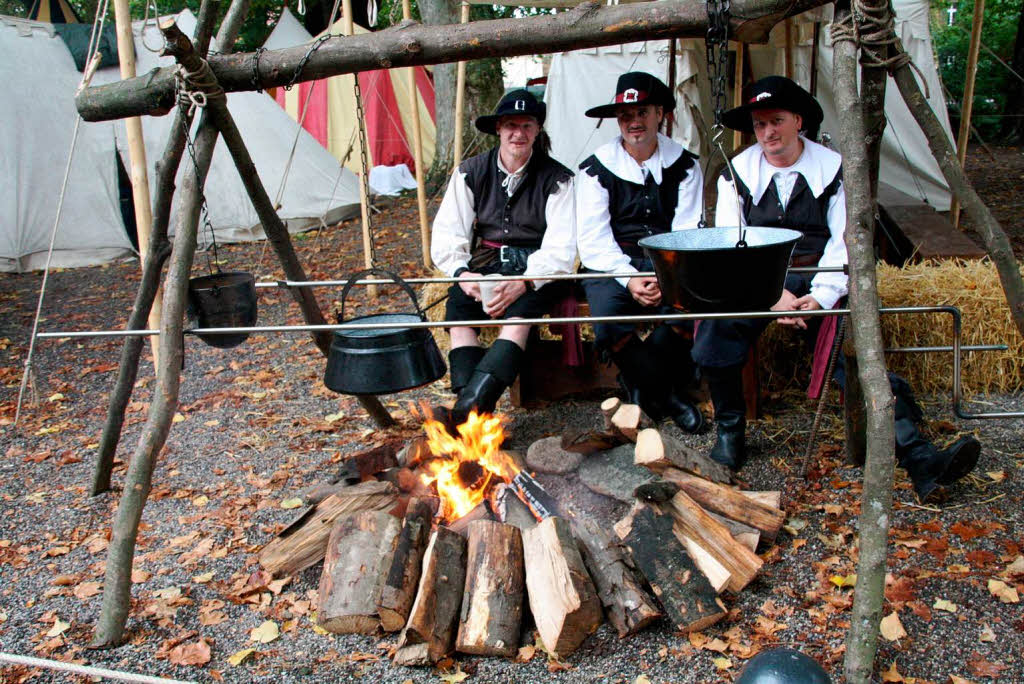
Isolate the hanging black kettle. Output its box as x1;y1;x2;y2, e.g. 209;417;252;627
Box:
187;271;258;348
324;268;446;395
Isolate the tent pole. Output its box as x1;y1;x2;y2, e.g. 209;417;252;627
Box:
784;18;794;80
810;22;820;96
666;38;677;138
951;0;985;229
403;0;432;268
733;41;745;150
112;0;162;372
453;1;470;167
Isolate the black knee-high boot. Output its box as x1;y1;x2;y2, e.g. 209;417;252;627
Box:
450;339;524;425
643;325;704;433
703;364;747;470
448;346;487;394
612;335;704;434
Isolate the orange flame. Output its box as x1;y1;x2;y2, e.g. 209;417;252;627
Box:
421;410;518;523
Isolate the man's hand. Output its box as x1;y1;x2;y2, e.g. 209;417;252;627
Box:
458;270;482;300
484;280;527;318
627;276;662;307
771;290;821;329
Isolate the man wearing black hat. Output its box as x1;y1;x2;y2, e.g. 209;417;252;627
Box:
431;89;576;425
576;71;705;434
698;75;979;502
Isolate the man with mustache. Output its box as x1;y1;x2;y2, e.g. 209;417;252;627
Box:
576;72;705;434
431;89;576;426
701;75;979;502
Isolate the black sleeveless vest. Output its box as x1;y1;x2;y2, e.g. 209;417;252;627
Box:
722;164;843;260
579;148;698;250
460;147;573;248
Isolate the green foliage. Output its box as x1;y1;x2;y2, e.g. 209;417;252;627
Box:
932;0;1022;136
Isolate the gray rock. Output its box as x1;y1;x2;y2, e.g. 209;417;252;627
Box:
526;436;584;474
578;444;655;503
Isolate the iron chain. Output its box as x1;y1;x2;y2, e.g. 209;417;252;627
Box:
175;84;220;274
352;74;378;267
284;34;330;91
705;0;731;129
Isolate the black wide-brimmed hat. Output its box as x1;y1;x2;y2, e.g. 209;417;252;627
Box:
475;89;546;135
585;71;677;119
721;76;824;134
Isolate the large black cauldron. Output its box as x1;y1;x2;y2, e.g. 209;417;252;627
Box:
187;271;258;348
639;226;801;313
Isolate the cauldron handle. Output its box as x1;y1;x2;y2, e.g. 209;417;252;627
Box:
339;268;426;323
709;124;747;247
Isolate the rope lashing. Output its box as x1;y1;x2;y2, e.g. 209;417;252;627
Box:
174;57;225;118
829;0;929;97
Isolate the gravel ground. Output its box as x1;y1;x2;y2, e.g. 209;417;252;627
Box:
1;196;1023;683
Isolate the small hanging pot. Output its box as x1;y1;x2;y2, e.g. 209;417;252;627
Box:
639;226;802;313
324;268;446;395
187;271;258;349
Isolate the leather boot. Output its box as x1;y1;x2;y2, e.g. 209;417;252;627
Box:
448;346;487;394
704;365;747;470
612;336;704;433
895;393;981;501
450;339;524;427
644;326;704;433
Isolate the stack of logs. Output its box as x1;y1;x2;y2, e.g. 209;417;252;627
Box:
255;399;785;664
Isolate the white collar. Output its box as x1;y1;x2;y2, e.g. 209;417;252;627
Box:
729;136;842;205
593;133;685;185
497;149;532;177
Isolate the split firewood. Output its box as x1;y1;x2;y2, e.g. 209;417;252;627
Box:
378;497;437;632
572;516;661;638
660;468;784;542
495;484;539;531
347;442;400;480
394;526;468;666
397;437;430;469
615;502;730;594
299;481;352;506
522;517;602;658
456;520;525;657
743;490;782;509
634;428;733;484
259;481;398;577
317;510;402;634
707;511;760;552
633;479;680;503
621;505;727;633
448;500;495;538
600;397;622;431
560;428;627;454
660;491;763;593
611;403;653;442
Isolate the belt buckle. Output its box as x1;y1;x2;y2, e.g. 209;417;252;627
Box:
499;245;510;263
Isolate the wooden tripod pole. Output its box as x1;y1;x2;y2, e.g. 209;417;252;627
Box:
951;0;985;229
453;1;470;167
403;0;431;267
112;0;162;372
732;41;745;150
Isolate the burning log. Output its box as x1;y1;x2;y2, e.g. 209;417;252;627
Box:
572;516;661;638
259;481;398;577
610;403;653;442
378;497;437;632
634;428;733;484
317;510;402;634
347;443;401;480
620;505;727;633
660;468;785;542
660;491;763;593
394;526;468;665
447;501;495;538
522;517;602;658
456;520;525;657
495;484;539;531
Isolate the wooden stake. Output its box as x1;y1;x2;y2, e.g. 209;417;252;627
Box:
402;0;432;267
456;520;524;656
951;0;985;229
453;1;470;167
522;517;602;657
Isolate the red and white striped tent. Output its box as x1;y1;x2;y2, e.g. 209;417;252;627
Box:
265;8;436;176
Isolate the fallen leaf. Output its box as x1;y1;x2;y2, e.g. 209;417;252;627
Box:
830;573;857;588
204;420;220;427
933;598;958;613
967;657;1007;678
1003;555;1024;577
47;393;65;402
439;665;469;683
73;582;102;599
979;624;995;642
25;492;46;504
881;661;904;682
325;412;346;423
193;572;215;584
250;620;280;644
880;612;908;641
712;657;732;670
168;639;212;667
192;495;209;508
0;612;7;623
280;498;304;510
949;676;976;684
516;644;536;662
153;587;182;600
45;618;70;637
131;569;151;583
987;579;1019;603
173;413;186;423
227;648;255;666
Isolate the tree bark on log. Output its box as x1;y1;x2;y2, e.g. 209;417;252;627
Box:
621;506;726;633
317;510;402;634
522;517;602;658
395;526;468;665
378;497;435;632
75;0;834;122
456;520;524;657
259;480;397;576
634;428;733;484
90;0;228;496
610;404;652;442
832;8;898;681
658;468;784;541
572;516;660;638
600;397;621;431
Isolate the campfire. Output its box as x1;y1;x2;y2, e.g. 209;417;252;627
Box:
256;399;785;665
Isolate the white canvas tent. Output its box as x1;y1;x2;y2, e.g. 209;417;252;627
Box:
545;0;955;209
1;10;360;273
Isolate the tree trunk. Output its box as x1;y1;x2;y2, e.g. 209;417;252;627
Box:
90;0;233;496
75;0;834;122
419;0;458;188
891;61;1024;339
1000;1;1024;142
832;6;897;681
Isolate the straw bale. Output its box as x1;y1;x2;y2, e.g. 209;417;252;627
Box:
758;259;1024;395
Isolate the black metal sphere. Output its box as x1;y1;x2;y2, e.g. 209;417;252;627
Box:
735;648;831;684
